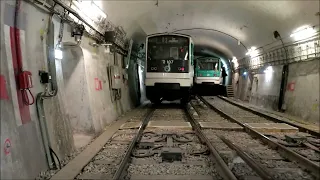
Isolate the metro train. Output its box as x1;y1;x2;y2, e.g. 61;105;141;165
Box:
193;56;226;96
145;33;194;104
194;57;222;85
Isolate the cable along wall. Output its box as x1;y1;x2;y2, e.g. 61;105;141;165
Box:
237;36;320;71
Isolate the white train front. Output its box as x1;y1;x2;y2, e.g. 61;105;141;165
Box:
145;33;194;104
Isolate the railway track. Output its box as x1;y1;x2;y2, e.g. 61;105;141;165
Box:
50;99;319;180
197;96;320;179
114;102;235;180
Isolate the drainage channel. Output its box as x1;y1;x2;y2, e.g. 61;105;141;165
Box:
199;96;320;179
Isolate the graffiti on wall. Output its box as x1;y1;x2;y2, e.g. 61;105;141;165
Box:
3;138;12;155
287;82;295;91
95;78;102;91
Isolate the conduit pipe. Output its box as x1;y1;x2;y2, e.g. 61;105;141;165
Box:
36;14;59;169
51;0;127;55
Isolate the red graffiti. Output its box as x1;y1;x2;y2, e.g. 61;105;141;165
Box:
287;82;295;91
94;78;102;91
4;138;11;155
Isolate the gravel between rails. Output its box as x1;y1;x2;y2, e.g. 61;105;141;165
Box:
76;129;138;179
202;129;259;180
150;108;188;122
204;97;271;123
264;132;320;163
126;108;151;122
126;128;223;180
203;130;316;180
191;99;230;123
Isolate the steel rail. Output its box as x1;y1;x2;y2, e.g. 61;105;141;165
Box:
219;136;273;180
217;95;320;137
199;96;320;179
112;108;155;180
184;106;237;180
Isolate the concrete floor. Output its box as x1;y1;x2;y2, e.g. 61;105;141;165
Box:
73;133;94;150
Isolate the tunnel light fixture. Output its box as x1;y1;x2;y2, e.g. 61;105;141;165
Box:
91;1;107;19
105;45;111;53
264;66;273;82
55;49;63;60
246;46;258;58
264;66;273;74
243;71;247;75
232;56;237;63
71;0;107;23
102;43;112;54
290;25;316;41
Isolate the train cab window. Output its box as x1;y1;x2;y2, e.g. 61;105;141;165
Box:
147;35;189;61
170;47;179;60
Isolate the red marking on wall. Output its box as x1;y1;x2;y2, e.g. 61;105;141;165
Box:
10;27;31;124
287;82;295;91
95;78;102;91
4;138;12;155
0;75;9;100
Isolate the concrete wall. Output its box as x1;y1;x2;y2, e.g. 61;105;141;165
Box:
234;65;283;110
0;1;141;179
61;45;93;134
233;59;319;124
284;59;319;123
249;65;283;110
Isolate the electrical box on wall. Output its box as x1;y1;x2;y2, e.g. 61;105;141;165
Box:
111;65;121;89
104;31;116;43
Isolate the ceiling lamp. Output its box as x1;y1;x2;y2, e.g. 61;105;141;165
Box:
290;25;316;41
55;49;63;60
232;56;237;63
246;46;258;58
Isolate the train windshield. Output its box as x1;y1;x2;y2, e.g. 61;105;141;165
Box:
198;59;219;70
147;35;189;61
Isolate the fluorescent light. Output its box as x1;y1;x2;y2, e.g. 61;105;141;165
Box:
91;1;107;19
55;49;63;60
264;66;273;82
264;66;273;73
246;46;258;58
243;72;247;75
290;25;316;41
105;45;110;53
232;56;237;63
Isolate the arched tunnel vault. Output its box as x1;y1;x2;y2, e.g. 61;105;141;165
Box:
101;0;320;62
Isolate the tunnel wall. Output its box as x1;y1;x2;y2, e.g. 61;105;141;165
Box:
233;59;319;124
284;59;319;123
233;65;282;110
0;1;141;179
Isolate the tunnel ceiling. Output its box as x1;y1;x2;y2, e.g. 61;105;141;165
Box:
101;1;319;60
